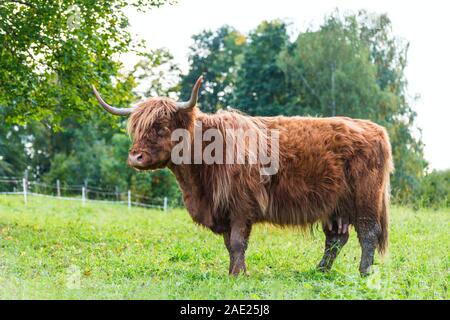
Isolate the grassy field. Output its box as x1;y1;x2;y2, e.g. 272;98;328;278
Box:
0;195;448;299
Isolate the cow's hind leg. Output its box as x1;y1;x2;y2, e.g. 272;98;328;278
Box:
354;172;386;276
356;219;381;276
317;217;349;272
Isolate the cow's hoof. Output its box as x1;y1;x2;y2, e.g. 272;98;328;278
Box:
317;258;332;272
359;266;372;277
229;266;247;276
317;265;330;273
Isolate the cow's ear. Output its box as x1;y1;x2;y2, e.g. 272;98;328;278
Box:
175;76;203;111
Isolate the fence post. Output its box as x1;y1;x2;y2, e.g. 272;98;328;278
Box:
82;187;86;205
56;179;61;197
128;190;131;209
115;186;119;202
84;179;88;199
22;178;27;205
163;197;168;212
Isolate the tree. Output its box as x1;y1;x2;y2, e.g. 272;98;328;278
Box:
414;170;450;209
279;14;383;118
179;26;246;112
0;123;27;177
131;49;181;99
0;0;167;125
234;20;290;115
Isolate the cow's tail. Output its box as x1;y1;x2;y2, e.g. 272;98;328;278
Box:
377;187;389;255
377;133;394;255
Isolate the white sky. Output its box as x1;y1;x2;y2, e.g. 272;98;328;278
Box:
123;0;450;170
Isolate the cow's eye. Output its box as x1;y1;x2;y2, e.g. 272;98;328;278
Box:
157;127;169;136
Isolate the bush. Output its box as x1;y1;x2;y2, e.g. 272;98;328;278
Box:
413;170;450;209
130;169;182;207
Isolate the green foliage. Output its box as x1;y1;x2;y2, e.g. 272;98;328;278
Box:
0;0;167;125
131;49;181;98
131;170;182;206
42;123;129;190
0;124;27;177
0;196;448;299
279;15;381;118
235;20;290;115
179;26;246;112
411;170;450;209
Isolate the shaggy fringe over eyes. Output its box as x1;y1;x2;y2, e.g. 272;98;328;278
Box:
127;97;177;141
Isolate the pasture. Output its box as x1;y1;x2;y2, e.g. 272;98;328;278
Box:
0;195;448;299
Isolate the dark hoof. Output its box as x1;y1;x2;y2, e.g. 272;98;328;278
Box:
359;266;372;277
317;260;332;273
317;266;330;273
229;266;247;276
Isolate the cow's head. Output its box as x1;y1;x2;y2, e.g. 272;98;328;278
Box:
92;76;202;170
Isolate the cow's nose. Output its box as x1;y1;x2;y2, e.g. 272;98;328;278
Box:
128;153;143;166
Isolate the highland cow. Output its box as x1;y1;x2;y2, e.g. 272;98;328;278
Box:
92;76;393;276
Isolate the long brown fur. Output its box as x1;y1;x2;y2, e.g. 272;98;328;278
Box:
126;98;393;272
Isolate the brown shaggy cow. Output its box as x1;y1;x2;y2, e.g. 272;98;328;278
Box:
92;76;393;276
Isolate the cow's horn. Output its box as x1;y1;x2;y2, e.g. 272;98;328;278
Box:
175;75;203;110
91;85;136;116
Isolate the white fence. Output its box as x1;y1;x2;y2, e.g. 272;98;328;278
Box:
0;176;168;211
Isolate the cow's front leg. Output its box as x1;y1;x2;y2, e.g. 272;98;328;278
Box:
227;219;252;276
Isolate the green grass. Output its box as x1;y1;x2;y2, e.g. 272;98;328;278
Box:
0;195;448;299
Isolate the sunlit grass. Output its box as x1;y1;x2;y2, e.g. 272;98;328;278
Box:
0;195;448;299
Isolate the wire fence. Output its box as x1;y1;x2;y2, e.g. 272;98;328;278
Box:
0;176;168;211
